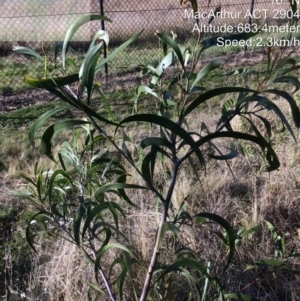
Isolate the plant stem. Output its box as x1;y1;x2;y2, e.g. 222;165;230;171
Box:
88;234;116;301
139;162;179;301
139;202;168;301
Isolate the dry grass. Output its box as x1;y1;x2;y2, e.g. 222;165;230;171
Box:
19;110;300;300
24;237;102;301
0;130;68;180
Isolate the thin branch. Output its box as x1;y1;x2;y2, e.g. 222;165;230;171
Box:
139;146;180;301
139;202;168;301
88;233;116;301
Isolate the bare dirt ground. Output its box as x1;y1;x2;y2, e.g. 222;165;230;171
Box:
0;89;56;112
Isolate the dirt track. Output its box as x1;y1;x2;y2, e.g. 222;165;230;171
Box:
0;88;56;112
1;47;300;114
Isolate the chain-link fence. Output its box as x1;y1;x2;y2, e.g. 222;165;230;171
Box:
0;0;293;93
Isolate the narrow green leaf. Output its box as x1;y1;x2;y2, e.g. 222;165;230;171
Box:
20;173;36;187
65;57;78;69
222;99;235;114
41;120;92;161
183;87;256;118
135;85;161;111
241;115;273;156
92;222;128;242
122;137;134;163
86;282;105;296
158;222;180;248
175;246;197;260
118;114;205;167
253;114;272;138
267;76;300;93
150;52;175;86
80;44;102;103
13;46;44;62
95;243;137;283
50;203;64;218
273;58;296;72
73;200;86;245
92;157;126;172
26;227;37;253
244;264;256;272
79;30;109;78
256;258;289;267
255;98;296;141
281;65;300;75
25;74;79;88
150;145;159;183
201;262;211;301
238;226;259;238
117;174;140;208
184;47;191;66
94;85;114;121
155;258;208;284
58;153;67;171
48;170;71;204
207;149;238;160
194;213;235;271
162;39;168;57
156;32;186;72
81;203;108;239
100;228;112;249
141;152;152;184
190;59;224;91
190;86;205;94
96;30;144;72
41;85;119;126
140;64;158;77
62;14;112;68
176;211;193;226
109;258;125;280
168;71;194;89
196;131;280;171
28;106;69;147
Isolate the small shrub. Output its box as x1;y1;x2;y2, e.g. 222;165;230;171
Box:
12;2;300;300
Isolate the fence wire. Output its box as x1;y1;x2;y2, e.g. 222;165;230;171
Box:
0;0;294;93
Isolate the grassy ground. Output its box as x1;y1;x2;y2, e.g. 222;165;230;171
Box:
1;48;300;300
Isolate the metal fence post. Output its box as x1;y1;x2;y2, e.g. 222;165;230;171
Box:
245;0;255;51
99;0;108;81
